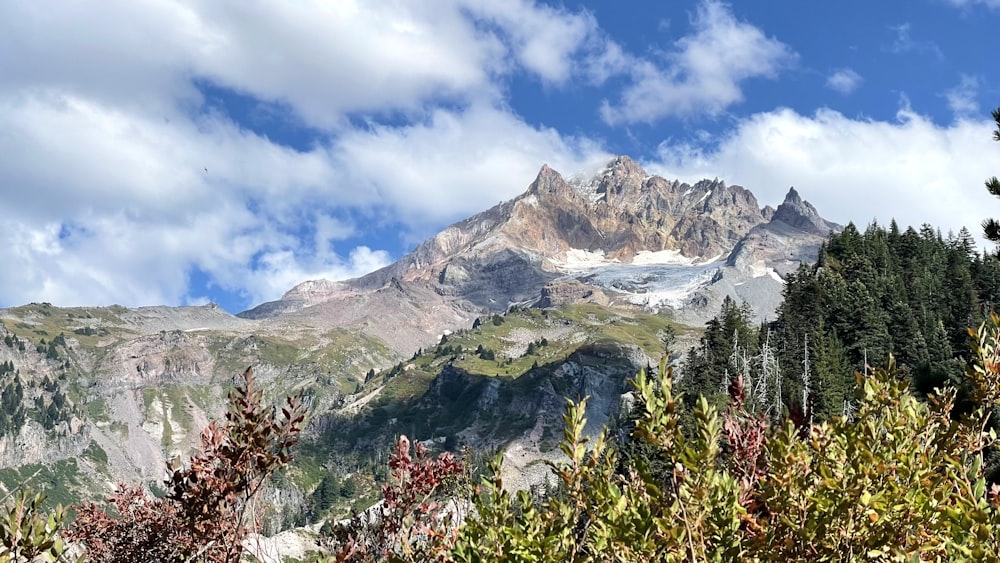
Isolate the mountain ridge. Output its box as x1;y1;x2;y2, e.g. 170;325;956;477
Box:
241;155;836;339
0;154;839;535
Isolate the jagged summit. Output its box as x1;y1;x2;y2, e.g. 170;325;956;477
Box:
784;186;803;204
718;186;841;322
770;187;836;235
242;157;837;345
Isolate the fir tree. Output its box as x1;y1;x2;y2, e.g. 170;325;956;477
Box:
981;107;1000;251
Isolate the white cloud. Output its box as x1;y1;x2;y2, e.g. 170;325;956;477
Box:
0;0;604;129
600;0;796;125
461;0;599;84
886;23;944;60
944;75;980;118
330;104;610;233
826;68;863;95
651;106;998;246
583;40;630;85
0;89;387;308
943;0;1000;8
190;0;506;125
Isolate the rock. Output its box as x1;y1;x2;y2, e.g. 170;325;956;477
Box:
233;159;838;354
537;280;611;308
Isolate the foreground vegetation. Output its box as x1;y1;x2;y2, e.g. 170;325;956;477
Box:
3;287;1000;559
323;316;1000;562
0;367;305;562
5;312;1000;561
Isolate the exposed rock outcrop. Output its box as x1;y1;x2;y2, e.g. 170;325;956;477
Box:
240;156;824;347
537;280;611;308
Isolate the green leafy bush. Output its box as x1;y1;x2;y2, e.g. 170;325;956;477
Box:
449;314;1000;562
0;491;74;562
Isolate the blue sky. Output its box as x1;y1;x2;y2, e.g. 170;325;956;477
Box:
0;0;997;313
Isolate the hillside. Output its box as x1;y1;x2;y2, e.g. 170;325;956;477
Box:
0;156;837;532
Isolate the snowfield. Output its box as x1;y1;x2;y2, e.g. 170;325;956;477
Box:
553;248;725;310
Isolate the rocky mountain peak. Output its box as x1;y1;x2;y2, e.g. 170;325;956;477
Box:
283;279;345;299
771;186;835;235
528;164;575;197
241;279;351;319
693;178;726;191
561;155;645;201
783;186;803;205
244;158;837;343
605;155;644;179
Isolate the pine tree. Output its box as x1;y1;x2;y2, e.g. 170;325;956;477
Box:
681;296;755;408
982;107;1000;251
813;331;851;421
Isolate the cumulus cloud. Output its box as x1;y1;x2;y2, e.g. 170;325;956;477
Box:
651;106;997;245
0;0;604;128
462;0;599;84
0;90;373;307
190;0;507;125
600;0;796;125
826;68;863;95
329;104;609;232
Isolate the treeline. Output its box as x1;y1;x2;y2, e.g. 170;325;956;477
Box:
683;222;1000;422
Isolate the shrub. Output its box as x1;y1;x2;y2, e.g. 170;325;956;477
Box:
67;367;305;562
0;491;74;563
330;436;465;562
451;314;1000;561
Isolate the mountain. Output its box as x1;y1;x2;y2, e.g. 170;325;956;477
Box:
242;156;836;348
669;186;841;325
0;155;838;541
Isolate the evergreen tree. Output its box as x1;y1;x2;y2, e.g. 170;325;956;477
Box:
813;331;851;420
693;218;1000;422
681;296;755;407
311;473;339;513
981;107;1000;251
339;477;357;498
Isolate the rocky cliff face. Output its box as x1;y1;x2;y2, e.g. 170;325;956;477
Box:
0;301;396;500
242;156;822;347
665;187;839;325
726;186;838;276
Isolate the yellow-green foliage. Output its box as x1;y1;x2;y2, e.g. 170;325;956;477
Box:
453;366;746;562
0;491;75;563
453;315;1000;562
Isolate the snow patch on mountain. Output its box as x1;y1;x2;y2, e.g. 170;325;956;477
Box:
554;249;620;270
742;259;786;284
558;259;724;311
554;248;724;272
